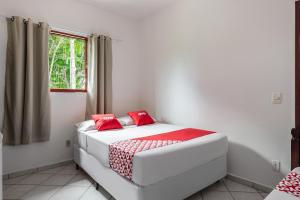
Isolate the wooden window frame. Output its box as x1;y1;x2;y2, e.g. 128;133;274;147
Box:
49;30;88;93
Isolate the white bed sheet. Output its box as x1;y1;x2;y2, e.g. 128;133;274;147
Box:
76;123;228;186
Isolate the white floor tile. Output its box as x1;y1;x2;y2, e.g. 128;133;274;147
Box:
57;168;80;175
3;185;36;199
66;174;93;187
224;179;257;192
202;190;233;200
204;181;228;192
38;166;65;174
49;185;88;200
3;184;11;191
185;191;202;200
231;192;264;200
4;175;29;185
22;185;61;200
80;186;111;200
41;174;75;186
19;174;52;185
64;163;77;170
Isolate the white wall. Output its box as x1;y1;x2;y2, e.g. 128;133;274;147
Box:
0;0;141;174
139;0;294;187
0;0;295;188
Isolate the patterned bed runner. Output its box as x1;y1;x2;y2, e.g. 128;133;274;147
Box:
109;128;215;180
276;171;300;198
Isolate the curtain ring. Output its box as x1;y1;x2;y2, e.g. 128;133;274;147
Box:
23;19;28;24
11;16;15;21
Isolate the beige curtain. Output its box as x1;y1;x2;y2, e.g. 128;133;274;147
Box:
3;17;51;145
86;35;113;118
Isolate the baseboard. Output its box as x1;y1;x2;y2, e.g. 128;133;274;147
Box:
226;173;273;193
3;160;73;180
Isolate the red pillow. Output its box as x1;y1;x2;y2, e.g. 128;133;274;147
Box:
127;110;154;126
91;114;123;131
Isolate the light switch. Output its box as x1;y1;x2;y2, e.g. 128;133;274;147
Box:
272;93;282;104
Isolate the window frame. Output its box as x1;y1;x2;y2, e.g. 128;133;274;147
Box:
49;30;88;93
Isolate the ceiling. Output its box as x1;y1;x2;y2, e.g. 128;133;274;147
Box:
79;0;178;20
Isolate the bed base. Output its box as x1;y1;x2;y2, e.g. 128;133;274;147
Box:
74;145;226;200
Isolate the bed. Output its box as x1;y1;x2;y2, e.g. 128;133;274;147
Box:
73;122;228;200
265;168;300;200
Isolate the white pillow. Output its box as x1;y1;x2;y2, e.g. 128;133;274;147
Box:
76;120;96;132
117;115;157;126
76;117;133;131
117;116;135;126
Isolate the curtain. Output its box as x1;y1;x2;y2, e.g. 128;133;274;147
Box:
3;16;51;145
86;35;113;118
0;16;8;131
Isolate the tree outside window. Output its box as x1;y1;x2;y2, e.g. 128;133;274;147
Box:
48;31;87;92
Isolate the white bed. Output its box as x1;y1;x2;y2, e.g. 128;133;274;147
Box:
74;122;228;200
265;168;300;200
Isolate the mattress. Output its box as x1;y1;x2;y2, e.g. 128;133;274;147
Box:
75;123;228;186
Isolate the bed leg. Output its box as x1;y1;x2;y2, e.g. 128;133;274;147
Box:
75;164;80;170
95;183;100;190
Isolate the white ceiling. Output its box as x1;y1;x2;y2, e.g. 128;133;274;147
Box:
79;0;178;20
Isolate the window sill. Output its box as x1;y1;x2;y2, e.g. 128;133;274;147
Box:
50;89;87;93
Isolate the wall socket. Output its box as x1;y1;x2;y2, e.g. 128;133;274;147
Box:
65;140;71;147
272;160;281;172
272;93;282;104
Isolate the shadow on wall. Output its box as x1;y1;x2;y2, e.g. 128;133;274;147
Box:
228;141;285;188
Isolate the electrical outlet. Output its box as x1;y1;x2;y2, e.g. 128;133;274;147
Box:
65;140;71;147
272;93;282;104
272;160;281;172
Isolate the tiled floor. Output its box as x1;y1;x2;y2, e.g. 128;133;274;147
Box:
3;163;269;200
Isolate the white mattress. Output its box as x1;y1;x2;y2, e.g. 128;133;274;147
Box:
75;123;228;186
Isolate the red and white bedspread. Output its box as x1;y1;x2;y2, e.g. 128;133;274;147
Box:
77;123;228;186
276;171;300;198
109;128;215;180
265;168;300;200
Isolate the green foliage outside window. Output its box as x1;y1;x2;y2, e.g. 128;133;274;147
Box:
48;34;86;90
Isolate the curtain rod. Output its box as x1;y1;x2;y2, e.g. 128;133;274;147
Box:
0;13;123;42
49;27;123;42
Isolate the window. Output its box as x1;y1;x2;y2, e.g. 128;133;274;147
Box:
48;30;87;92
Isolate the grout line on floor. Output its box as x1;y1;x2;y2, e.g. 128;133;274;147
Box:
36;173;57;186
47;185;64;200
14;168;64;200
222;179;236;200
6;163;85;200
38;166;85;199
18;184;39;200
78;185;93;200
46;165;89;200
258;191;267;199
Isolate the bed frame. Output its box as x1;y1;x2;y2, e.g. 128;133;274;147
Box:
73;144;227;200
291;129;300;169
